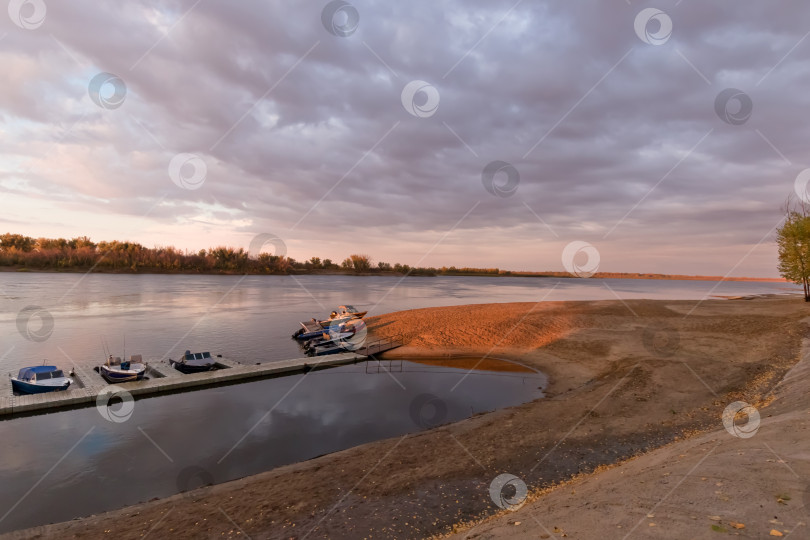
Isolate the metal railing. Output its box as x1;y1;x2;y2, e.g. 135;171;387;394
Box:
354;334;403;357
365;357;403;374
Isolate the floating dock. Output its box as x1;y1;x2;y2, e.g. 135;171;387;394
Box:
0;348;399;419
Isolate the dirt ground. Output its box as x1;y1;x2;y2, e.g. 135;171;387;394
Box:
446;316;810;539
5;296;809;539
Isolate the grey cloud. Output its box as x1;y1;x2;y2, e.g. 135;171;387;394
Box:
0;0;807;275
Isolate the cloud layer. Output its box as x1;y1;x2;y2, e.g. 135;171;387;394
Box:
1;0;807;276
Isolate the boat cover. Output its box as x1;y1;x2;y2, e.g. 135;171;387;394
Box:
17;366;63;381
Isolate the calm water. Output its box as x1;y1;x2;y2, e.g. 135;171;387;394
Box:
0;273;800;533
0;273;800;373
0;358;545;533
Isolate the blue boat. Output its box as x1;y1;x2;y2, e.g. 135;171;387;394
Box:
306;319;368;356
11;365;72;394
293;319;343;340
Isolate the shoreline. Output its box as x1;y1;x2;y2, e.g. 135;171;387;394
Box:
3;297;808;539
0;265;789;282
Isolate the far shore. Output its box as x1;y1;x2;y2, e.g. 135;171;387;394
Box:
0;265;789;282
7;296;807;540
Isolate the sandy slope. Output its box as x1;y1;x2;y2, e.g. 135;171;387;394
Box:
448;326;810;539
3;297;808;539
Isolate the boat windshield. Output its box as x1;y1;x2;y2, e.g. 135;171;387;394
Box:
35;370;63;380
183;352;212;362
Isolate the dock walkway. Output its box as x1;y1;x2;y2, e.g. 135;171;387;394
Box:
0;333;403;419
0;352;366;418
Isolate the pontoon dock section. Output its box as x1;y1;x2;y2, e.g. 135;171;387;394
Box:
0;336;402;419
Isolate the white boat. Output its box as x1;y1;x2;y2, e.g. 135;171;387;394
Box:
318;305;368;326
99;355;146;383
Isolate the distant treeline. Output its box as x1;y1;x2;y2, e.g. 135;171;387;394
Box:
0;233;784;281
0;233;495;276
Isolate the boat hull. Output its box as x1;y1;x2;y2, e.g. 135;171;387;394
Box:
11;378;71;394
170;360;215;374
295;328;330;340
100;365;146;383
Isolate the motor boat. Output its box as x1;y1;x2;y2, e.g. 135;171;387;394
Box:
293;305;368;340
10;365;72;394
99;354;147;383
304;327;356;351
306;319;368;356
169;351;217;374
319;305;367;326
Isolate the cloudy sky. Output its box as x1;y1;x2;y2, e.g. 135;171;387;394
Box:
0;0;807;277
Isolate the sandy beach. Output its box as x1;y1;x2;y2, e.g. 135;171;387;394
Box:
4;296;808;539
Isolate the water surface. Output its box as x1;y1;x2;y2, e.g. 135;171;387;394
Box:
0;273;799;373
0;358;545;533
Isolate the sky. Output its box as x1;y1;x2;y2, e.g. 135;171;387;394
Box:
0;1;808;277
